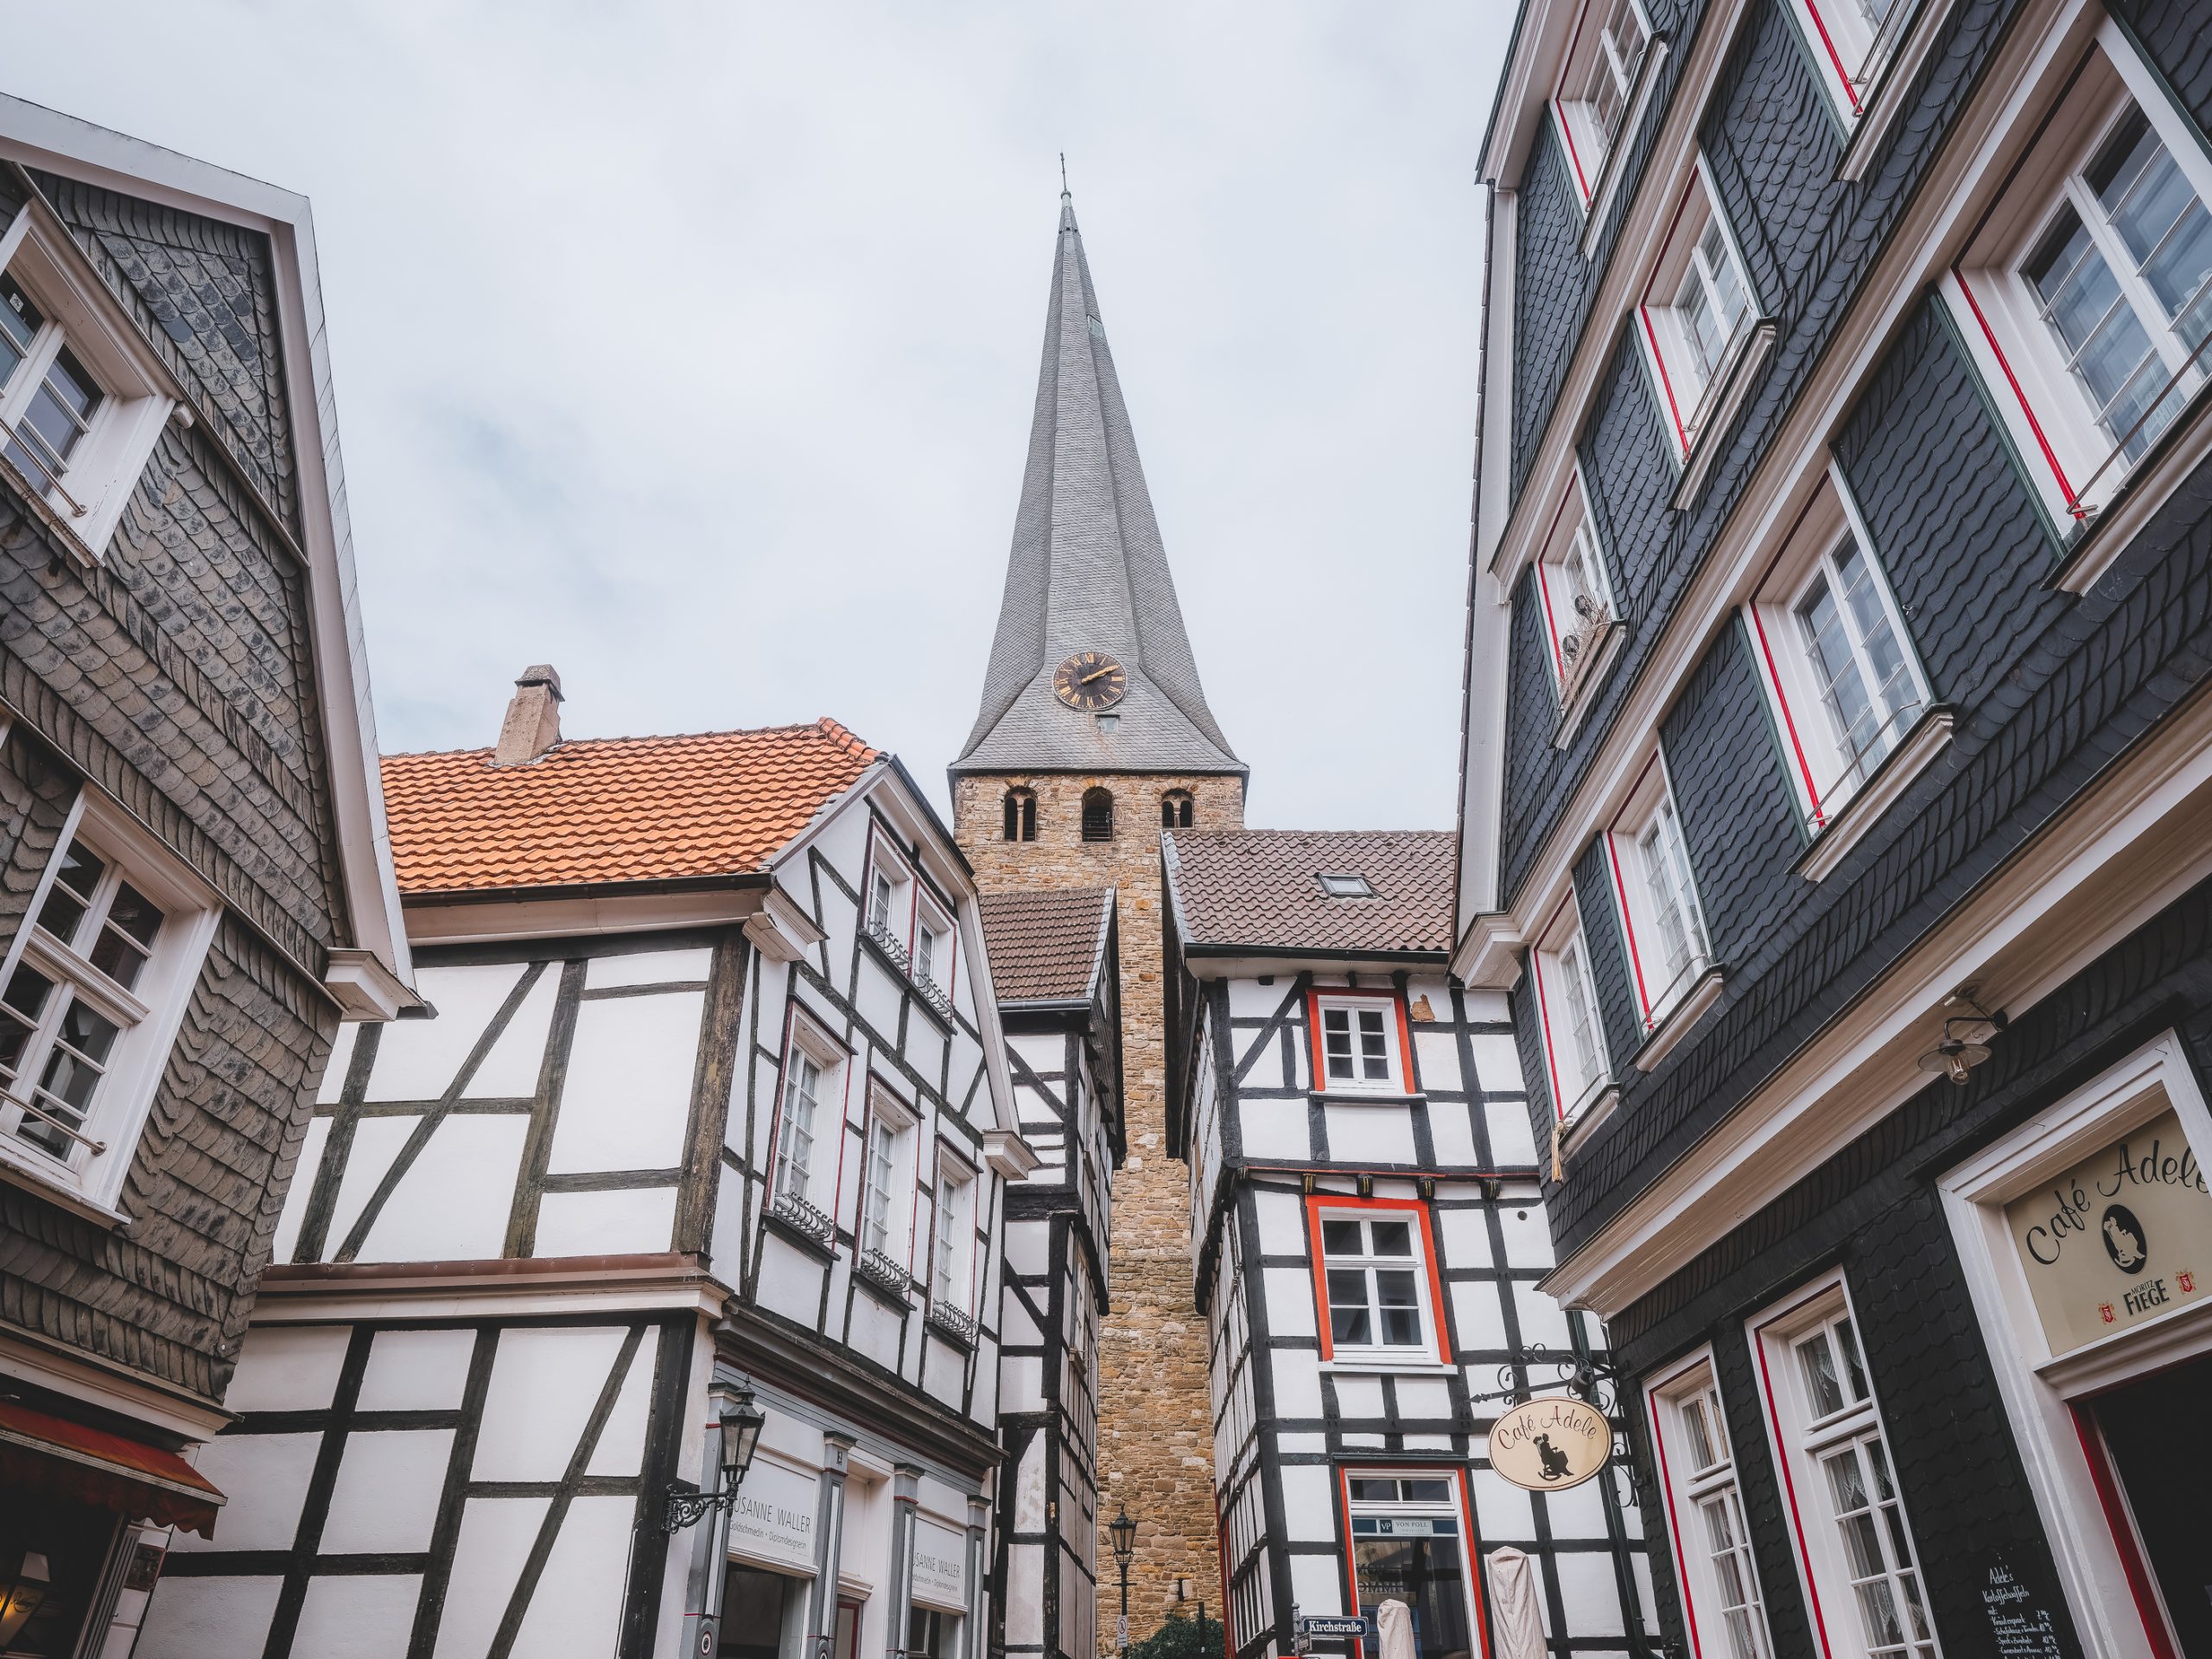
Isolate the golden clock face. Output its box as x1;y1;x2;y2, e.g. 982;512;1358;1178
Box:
1053;652;1127;711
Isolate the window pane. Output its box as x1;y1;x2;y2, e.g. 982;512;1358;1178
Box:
1348;1478;1399;1502
1797;572;1884;782
1796;1330;1847;1417
1327;1270;1372;1345
1836;1317;1870;1401
1376;1270;1422;1345
1834;546;1921;746
37;844;105;944
2;965;56;1029
1682;1396;1717;1471
1357;1007;1391;1079
1322;1007;1355;1079
1321;1218;1362;1255
1369;1219;1413;1256
0;276;41;378
1402;1478;1451;1502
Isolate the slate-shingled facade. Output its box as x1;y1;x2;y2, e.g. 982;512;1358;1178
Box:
1459;0;2212;1655
0;97;412;1659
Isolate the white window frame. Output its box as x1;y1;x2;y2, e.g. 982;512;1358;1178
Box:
1604;748;1714;1036
1532;462;1624;729
1309;989;1409;1097
1782;0;1918;123
1745;463;1937;855
772;1010;849;1219
1636;158;1767;471
912;893;956;1001
862;834;915;952
0;780;219;1217
1937;1033;2212;1659
0;200;183;560
1649;1351;1774;1659
1530;900;1615;1127
1552;0;1661;225
858;1082;918;1270
1945;27;2212;528
1749;1273;1942;1659
931;1150;977;1317
1315;1205;1446;1368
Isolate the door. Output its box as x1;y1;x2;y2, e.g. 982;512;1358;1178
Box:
2084;1351;2212;1658
836;1597;863;1659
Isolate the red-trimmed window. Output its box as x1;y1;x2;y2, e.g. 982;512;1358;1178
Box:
857;1080;918;1270
1780;0;1910;121
1553;0;1654;206
771;1009;850;1227
1337;1466;1491;1659
1604;750;1713;1032
1307;988;1414;1096
1744;466;1929;832
913;893;957;1001
1649;1353;1774;1659
863;832;916;950
1306;1195;1450;1365
1749;1276;1939;1659
1636;162;1758;459
1945;29;2212;524
931;1149;978;1317
1531;463;1622;710
1529;900;1611;1122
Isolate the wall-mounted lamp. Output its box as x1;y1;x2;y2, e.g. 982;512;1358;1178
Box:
664;1381;768;1533
1916;985;2008;1086
0;1553;49;1645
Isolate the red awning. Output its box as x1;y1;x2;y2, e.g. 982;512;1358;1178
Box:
0;1401;225;1538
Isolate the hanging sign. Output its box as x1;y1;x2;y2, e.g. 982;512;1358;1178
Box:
1297;1615;1376;1640
728;1456;820;1574
2002;1109;2211;1357
910;1517;968;1611
1487;1393;1611;1491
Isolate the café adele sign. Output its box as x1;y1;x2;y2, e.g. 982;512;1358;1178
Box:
2003;1109;2212;1357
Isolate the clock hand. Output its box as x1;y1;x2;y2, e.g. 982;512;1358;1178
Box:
1079;666;1118;683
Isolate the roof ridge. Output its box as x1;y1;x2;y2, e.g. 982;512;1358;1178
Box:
384;718;879;765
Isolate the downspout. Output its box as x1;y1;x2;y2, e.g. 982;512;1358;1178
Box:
1452;178;1501;936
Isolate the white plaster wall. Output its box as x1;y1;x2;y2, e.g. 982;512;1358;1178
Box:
319;1023;357;1104
1278;1465;1336;1542
1468;1032;1526;1092
1234;1021;1287;1090
1471;1467;1534;1537
921;1332;963;1408
358;1328;476;1411
1487;1100;1541;1165
1414;1030;1463;1091
135;1577;282;1659
1261;1269;1315;1338
1512;1282;1573;1346
1322;1103;1414;1162
533;1185;677;1256
1452;1282;1510;1351
853;957;904;1043
430;1495;550;1659
368;964;525;1101
906;1015;946;1082
226;1325;349;1411
1227;980;1289;1020
473;1327;632;1482
171;1434;320;1553
465;967;558;1097
1001;1354;1043;1414
1436;1207;1491;1270
1004;1542;1044;1646
1269;1349;1322;1417
1239;1100;1308;1160
587;946;712;988
318;1429;454;1553
757;1235;825;1325
270;1117;330;1265
584;1339;655;1479
353;1116;529;1263
548;992;705;1173
291;1573;425;1659
1429;1102;1481;1166
847;1289;902;1371
507;1494;637;1658
1253;1187;1306;1255
1497;1205;1556;1268
1288;1552;1344;1618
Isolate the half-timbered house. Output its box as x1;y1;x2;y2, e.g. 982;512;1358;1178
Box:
1163;830;1658;1659
979;888;1122;1659
140;677;1036;1659
0;98;416;1659
1460;0;2212;1653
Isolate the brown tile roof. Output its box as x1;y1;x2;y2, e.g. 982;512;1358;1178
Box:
979;888;1115;1002
1164;830;1456;956
380;719;877;895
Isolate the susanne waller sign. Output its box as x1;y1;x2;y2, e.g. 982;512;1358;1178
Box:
1487;1394;1611;1491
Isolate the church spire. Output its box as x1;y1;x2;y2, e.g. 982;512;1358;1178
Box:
954;193;1241;777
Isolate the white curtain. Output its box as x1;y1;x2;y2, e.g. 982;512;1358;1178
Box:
1484;1548;1546;1659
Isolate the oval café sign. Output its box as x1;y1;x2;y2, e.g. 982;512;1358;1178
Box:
1488;1394;1612;1491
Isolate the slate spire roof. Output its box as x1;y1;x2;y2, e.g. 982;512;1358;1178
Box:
954;193;1241;776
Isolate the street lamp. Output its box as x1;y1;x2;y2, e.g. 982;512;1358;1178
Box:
1109;1505;1138;1652
664;1380;769;1533
0;1553;48;1645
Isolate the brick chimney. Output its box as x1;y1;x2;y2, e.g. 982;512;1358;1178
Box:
492;664;563;766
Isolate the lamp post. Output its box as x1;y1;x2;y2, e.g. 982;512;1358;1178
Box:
664;1380;768;1533
1109;1505;1137;1653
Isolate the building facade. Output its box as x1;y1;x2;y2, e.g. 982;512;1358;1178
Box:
981;888;1123;1659
950;190;1243;1641
138;680;1036;1659
0;97;415;1659
1163;830;1659;1659
1459;0;2212;1656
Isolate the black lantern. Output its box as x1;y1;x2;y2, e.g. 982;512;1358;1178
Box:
1109;1505;1136;1567
0;1552;49;1645
665;1379;770;1533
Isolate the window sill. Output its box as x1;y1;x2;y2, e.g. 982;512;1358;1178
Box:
1309;1090;1427;1109
1796;706;1955;881
1320;1356;1453;1376
1559;1083;1622;1154
1834;0;1956;184
1671;319;1778;512
0;1142;133;1230
1633;964;1726;1073
2050;381;2212;597
0;452;101;569
1577;35;1673;258
1551;620;1627;751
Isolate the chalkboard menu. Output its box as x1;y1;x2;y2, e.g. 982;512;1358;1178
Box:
1981;1560;2063;1658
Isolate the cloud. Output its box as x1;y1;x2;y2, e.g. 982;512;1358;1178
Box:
13;1;1508;826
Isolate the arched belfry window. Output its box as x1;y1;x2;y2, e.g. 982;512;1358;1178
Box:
1081;788;1115;843
1161;790;1194;830
1003;787;1037;842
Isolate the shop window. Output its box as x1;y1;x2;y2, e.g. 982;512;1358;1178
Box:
1002;786;1037;842
1081;787;1115;842
1310;1200;1448;1366
908;1608;958;1659
1947;29;2212;524
0;1496;122;1659
1649;1357;1773;1659
1531;903;1613;1125
1309;991;1408;1096
1604;751;1714;1033
1343;1471;1484;1659
0;791;216;1208
1744;466;1933;841
718;1566;797;1659
1751;1279;1937;1659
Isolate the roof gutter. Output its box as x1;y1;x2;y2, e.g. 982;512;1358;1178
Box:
400;871;772;907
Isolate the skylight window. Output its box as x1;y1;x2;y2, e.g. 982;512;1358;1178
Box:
1318;873;1376;899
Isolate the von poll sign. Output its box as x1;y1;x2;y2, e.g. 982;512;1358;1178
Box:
1488;1393;1611;1491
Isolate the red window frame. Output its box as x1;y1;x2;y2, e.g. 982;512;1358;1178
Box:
768;1001;855;1222
1305;1193;1452;1363
1332;1463;1494;1659
1306;987;1417;1096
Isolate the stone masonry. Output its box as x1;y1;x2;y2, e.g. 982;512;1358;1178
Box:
954;771;1245;1653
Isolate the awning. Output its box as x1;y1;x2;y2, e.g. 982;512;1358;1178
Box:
0;1401;225;1538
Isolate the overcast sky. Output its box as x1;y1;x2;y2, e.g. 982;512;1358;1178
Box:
16;4;1507;829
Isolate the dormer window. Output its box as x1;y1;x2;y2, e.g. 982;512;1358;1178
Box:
1317;873;1375;899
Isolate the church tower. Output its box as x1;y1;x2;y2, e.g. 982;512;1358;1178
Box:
954;191;1242;1650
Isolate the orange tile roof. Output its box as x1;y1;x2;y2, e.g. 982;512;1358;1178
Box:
381;718;878;895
